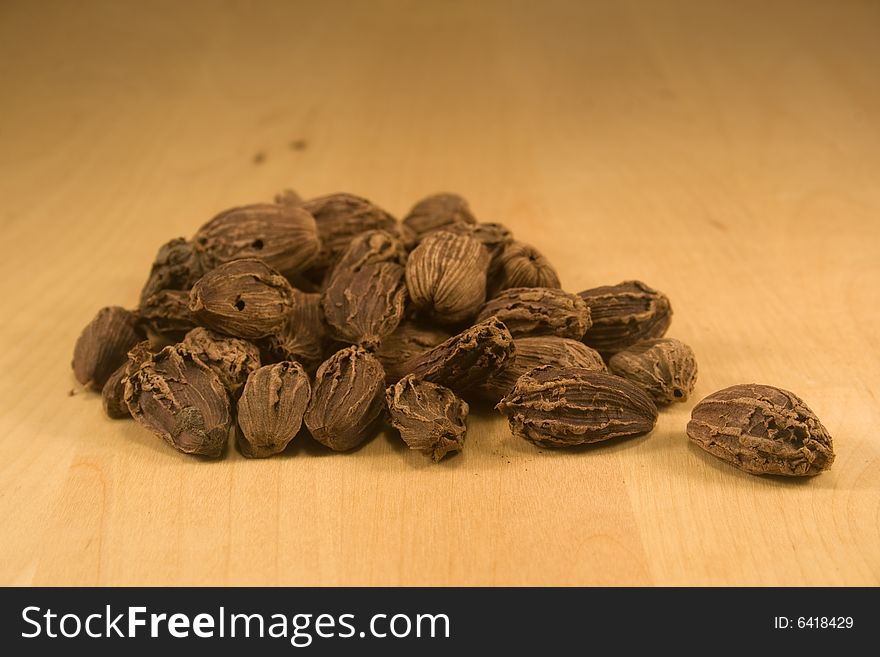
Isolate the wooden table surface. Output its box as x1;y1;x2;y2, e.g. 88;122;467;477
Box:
1;0;878;586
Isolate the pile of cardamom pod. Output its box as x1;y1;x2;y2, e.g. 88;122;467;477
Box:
71;191;834;476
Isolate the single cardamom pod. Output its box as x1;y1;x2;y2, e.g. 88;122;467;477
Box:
189;258;294;339
182;327;261;396
402;192;476;240
386;375;468;462
578;280;672;354
687;384;834;477
375;322;453;383
237;361;311;458
101;340;154;419
608;338;697;405
304;346;386;451
193;203;320;276
477;287;591;339
301;193;398;271
139;238;206;306
72;306;144;390
124;344;233;458
260;290;329;373
398;316;515;394
476;336;605;403
137;289;199;341
405;230;490;325
497;367;658;446
489;241;560;296
318;230;409;347
322;262;407;349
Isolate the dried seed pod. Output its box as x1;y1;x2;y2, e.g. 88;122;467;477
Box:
181;327;261;396
322;262;407;348
138;289;199;340
317;229;410;339
687;384;834;477
189;259;294;339
403;192;476;240
476;337;605;403
304;346;386;451
193;203;320;276
237;361;311;458
72;306;143;390
477;287;591;339
497;367;658;447
375;322;453;383
260;290;329;373
124;344;233;458
101;340;154;419
490;241;560;296
445;221;513;262
405;230;490;325
386;375;468;461
578;280;672;354
608;338;697;405
139;238;206;305
398;317;515;394
301;193;398;270
274;188;303;206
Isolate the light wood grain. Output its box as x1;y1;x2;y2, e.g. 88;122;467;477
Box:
1;0;878;586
